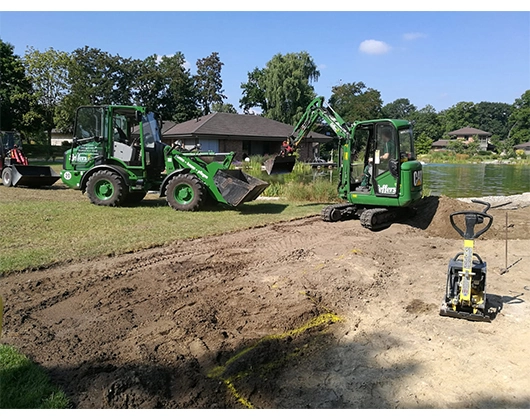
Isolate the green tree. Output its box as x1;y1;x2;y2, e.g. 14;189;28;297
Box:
381;98;417;120
473;101;511;140
211;103;237;113
447;139;466;154
240;51;320;124
507;90;530;147
0;39;33;133
23;47;70;145
328;81;383;122
440;101;477;135
195;52;227;115
240;67;267;114
133;53;200;122
415;132;434;155
410;104;443;143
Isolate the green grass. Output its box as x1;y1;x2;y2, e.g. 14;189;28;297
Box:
0;182;329;274
0;345;70;409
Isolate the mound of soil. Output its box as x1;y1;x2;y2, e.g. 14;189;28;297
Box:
1;197;529;409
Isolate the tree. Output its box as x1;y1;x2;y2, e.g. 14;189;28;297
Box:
133;53;200;122
195;52;227;115
381;98;417;120
507;90;530;147
240;67;266;115
410;104;443;144
473;101;511;140
154;53;200;122
415;132;434;155
440;101;477;135
0;39;33;133
328;81;383;122
211;103;237;113
240;51;319;124
23;47;70;145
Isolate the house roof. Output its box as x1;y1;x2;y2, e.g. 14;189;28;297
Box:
514;141;530;149
431;139;450;146
162;112;331;142
447;127;491;136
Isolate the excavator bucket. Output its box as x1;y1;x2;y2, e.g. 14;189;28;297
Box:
264;155;296;175
214;169;269;207
11;164;60;188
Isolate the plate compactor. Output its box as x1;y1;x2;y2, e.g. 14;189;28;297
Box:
440;200;494;322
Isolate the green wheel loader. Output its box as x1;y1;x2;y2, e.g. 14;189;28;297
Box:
61;105;268;210
265;97;423;230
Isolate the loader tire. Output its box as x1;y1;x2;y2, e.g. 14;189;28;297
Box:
166;174;205;211
2;167;13;187
86;170;127;207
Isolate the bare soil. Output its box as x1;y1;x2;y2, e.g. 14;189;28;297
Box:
1;195;530;409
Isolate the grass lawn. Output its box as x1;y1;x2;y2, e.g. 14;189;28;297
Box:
0;177;327;274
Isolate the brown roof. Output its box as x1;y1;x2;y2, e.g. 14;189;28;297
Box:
447;127;491;136
514;141;530;149
163;112;331;142
431;139;450;146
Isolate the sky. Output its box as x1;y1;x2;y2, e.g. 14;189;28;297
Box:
0;5;529;115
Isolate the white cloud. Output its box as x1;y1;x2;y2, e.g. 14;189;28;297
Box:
359;40;391;55
403;32;427;41
318;63;327;70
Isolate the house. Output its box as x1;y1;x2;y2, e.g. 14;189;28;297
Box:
156;112;331;161
430;139;450;151
447;127;492;151
514;141;530;156
51;129;72;146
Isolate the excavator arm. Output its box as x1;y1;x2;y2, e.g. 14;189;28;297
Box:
265;97;352;175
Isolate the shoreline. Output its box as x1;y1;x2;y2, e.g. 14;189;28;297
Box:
457;192;530;209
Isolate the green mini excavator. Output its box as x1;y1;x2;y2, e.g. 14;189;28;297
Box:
265;97;423;230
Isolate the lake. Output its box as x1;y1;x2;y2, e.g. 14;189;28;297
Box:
422;163;530;198
303;162;530;199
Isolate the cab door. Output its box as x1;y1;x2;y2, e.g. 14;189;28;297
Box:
372;123;399;197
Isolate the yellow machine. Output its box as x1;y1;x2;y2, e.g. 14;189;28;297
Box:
440;200;493;322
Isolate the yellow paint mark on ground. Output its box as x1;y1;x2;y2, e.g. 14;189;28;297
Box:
208;311;343;408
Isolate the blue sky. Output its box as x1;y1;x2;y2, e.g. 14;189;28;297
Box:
1;7;529;114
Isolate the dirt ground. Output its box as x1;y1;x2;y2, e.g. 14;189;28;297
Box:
1;194;529;409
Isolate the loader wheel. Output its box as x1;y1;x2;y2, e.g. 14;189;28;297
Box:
2;168;13;187
86;170;127;207
166;174;205;211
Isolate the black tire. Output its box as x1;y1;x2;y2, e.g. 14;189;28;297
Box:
123;191;147;206
2;167;13;187
86;170;127;207
166;174;205;211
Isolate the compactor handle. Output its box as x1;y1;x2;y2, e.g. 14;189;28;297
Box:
449;200;493;240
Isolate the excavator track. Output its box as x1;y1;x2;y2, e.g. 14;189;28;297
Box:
360;207;413;231
321;203;358;222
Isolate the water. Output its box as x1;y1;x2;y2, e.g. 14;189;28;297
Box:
268;162;530;199
422;163;530;198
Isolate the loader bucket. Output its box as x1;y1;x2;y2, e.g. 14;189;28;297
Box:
214;170;269;207
11;165;60;188
264;155;296;175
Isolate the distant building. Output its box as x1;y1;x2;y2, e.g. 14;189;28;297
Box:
447;127;492;151
430;126;493;152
